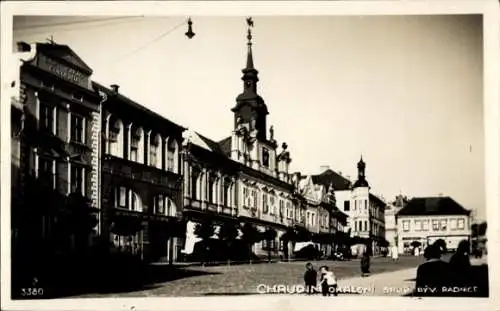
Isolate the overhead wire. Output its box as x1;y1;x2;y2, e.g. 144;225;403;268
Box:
113;19;188;64
14;17;170;37
15;16;144;31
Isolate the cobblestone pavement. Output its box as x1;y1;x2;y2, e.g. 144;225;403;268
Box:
74;256;425;298
67;255;488;298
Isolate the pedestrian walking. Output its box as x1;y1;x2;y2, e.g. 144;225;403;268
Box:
360;251;371;277
304;262;318;295
391;245;399;262
319;266;337;296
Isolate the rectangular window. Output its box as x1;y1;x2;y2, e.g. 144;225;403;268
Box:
355;200;357;210
344;201;350;212
155;195;165;214
364;220;367;232
252;190;258;209
457;219;465;230
354;221;358;231
402;220;410;232
432;220;440;231
70;165;84;194
38;157;55;188
422;220;429;231
117;186;127;207
70;114;85;143
414;220;422;231
262;148;270;168
39;103;55;134
262;193;268;213
286;202;292;219
365;200;367;210
450;219;458;230
440;219;447;231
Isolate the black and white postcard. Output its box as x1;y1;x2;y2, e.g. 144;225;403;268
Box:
1;1;499;311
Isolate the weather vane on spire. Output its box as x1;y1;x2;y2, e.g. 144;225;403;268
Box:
246;17;254;44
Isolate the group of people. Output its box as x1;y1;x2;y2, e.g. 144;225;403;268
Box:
415;240;474;296
303;250;372;296
304;262;338;296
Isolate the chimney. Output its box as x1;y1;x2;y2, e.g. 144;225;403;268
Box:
320;165;330;172
110;84;120;93
17;41;31;52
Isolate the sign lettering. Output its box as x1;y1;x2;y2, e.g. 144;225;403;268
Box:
39;54;87;85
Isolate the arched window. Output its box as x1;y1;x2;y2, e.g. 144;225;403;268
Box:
130;126;144;163
224;180;231;207
154;194;177;217
109;117;124;158
208;176;216;203
114;186;143;212
166;138;178;173
149;133;162;169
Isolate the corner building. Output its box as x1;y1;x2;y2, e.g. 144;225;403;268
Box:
181;25;302;260
11;42;102;268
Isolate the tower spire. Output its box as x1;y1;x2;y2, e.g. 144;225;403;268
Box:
241;17;259;93
246;17;254;69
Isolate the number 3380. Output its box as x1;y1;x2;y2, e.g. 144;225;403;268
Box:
21;288;44;296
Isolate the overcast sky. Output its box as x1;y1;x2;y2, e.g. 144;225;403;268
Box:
12;15;485;219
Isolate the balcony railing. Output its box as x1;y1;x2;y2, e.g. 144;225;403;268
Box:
103;154;180;188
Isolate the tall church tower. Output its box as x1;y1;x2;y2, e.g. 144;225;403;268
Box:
230;18;290;181
231;17;268;140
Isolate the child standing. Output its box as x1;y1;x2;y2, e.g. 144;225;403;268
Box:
319;266;338;296
361;252;371;277
304;262;318;295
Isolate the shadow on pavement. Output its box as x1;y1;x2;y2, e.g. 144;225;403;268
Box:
12;255;221;299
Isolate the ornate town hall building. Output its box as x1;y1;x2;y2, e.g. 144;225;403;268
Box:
181;20;304;260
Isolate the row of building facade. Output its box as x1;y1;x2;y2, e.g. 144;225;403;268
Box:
10;29;388;263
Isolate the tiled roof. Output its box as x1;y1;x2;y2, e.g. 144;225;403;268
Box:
397;196;471;216
194;132;228;156
311;169;352;191
218;136;232;157
92;82;186;131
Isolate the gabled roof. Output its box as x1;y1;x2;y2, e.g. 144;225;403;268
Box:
311;169;352;191
397;196;471;216
36;43;93;74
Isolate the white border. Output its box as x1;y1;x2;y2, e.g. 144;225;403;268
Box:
1;1;499;311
